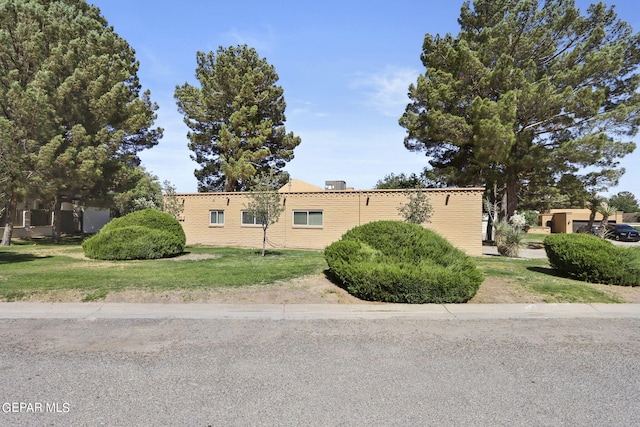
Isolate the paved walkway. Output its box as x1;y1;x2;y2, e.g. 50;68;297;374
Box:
1;302;639;320
482;245;548;258
482;239;639;259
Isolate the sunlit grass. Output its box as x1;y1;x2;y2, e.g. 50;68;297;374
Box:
476;257;624;303
0;238;327;301
0;237;632;303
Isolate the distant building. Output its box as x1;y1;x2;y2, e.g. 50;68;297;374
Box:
539;208;623;233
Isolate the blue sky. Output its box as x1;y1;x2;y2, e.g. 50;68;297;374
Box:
90;0;640;197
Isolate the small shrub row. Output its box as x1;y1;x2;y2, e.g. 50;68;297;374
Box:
83;209;185;260
544;233;640;286
324;221;484;303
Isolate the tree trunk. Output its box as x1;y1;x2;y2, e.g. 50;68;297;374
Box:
51;195;62;244
586;194;601;231
262;225;267;257
587;209;597;230
1;193;17;246
493;183;499;223
485;183;499;242
485;214;494;242
224;176;238;192
599;212;611;238
505;179;518;219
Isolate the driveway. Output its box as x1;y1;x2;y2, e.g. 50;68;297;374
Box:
611;239;640;247
482;237;639;258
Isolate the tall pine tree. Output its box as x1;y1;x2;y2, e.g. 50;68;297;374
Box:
400;0;640;217
175;45;301;192
0;0;161;244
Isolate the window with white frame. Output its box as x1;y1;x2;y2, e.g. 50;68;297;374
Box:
241;210;259;225
209;210;224;225
293;210;323;226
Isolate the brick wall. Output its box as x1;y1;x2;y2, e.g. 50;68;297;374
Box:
178;188;483;256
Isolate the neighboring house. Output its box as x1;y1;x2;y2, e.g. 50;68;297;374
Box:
0;199;55;239
539;208;624;234
177;179;484;256
0;198;111;238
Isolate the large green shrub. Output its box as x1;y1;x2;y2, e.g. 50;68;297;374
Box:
101;209;186;246
83;209;186;260
324;221;484;303
82;226;184;260
544;233;640;286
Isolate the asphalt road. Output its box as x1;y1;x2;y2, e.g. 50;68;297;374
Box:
1;317;639;426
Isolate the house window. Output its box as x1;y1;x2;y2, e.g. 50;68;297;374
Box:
293;210;323;226
241;210;259;225
210;210;224;225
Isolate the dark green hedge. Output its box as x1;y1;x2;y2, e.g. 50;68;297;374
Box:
82;225;184;260
544;233;640;286
101;209;186;247
324;221;484;303
83;209;185;260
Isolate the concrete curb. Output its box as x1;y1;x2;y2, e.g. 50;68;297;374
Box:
1;302;639;320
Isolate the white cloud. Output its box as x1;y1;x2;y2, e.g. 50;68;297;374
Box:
222;25;277;53
287;99;329;119
350;66;419;117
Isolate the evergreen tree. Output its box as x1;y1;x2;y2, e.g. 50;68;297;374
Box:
609;191;639;213
175;45;301;192
375;172;428;189
400;0;640;218
0;118;27;244
0;0;161;244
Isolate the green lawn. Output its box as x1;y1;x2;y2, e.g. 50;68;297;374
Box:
0;238;327;301
0;237;632;303
476;257;625;303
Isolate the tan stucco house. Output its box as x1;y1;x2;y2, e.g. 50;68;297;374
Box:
539;208;623;233
177;179;484;256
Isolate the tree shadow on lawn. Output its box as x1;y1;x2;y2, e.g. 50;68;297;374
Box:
527;265;566;278
0;252;51;264
13;235;86;246
251;250;285;256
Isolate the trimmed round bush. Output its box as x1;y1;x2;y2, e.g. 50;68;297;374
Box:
101;209;186;247
82;225;184;260
324;221;484;303
83;209;186;260
544;233;640;286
